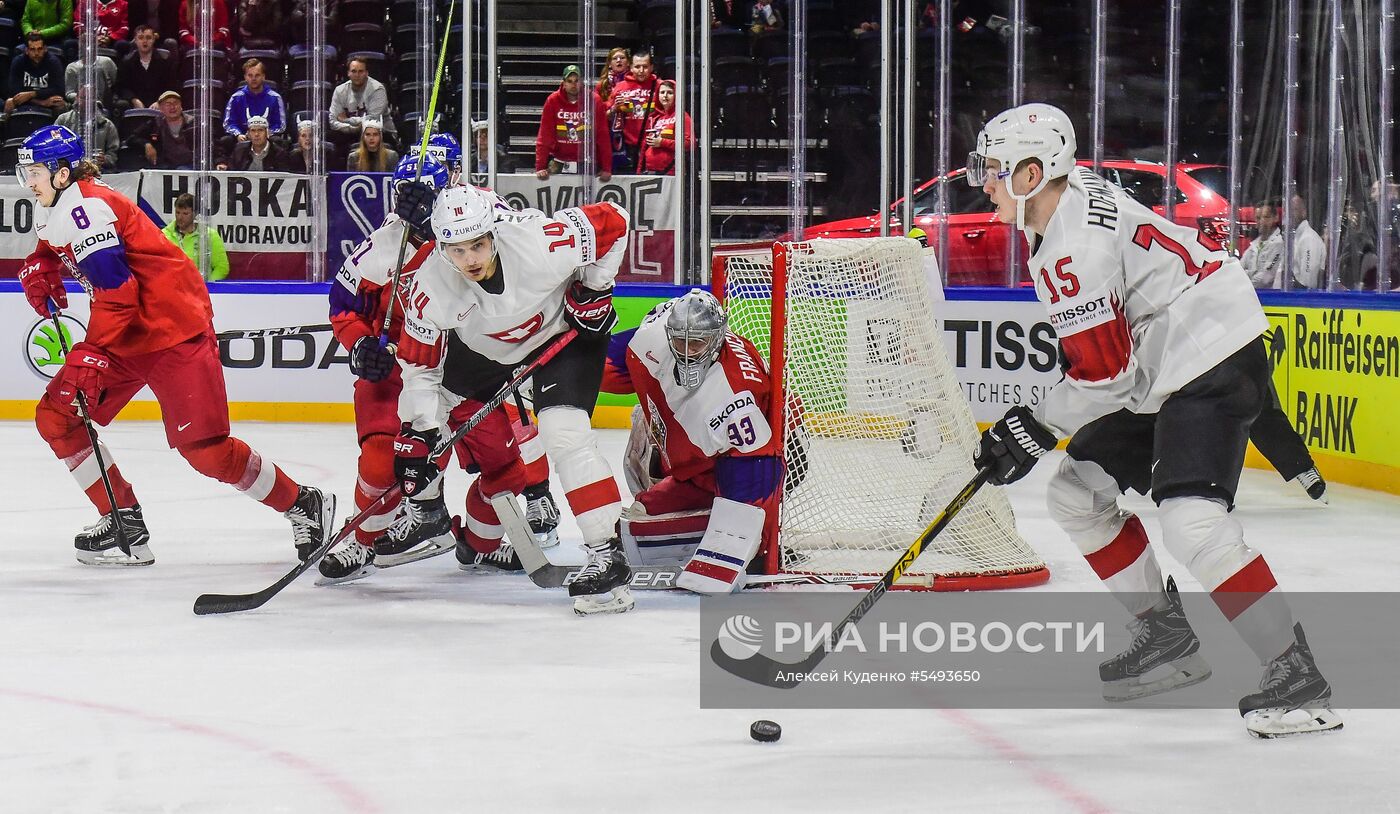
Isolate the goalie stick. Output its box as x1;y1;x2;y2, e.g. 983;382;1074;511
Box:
191;329;578;615
708;466;994;689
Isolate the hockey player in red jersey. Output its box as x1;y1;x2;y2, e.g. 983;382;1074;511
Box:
601;290;783;593
322;154;561;583
967;104;1339;738
393;183;633;615
16;126;335;567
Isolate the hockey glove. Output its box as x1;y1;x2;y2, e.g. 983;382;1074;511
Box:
974;405;1057;485
394;180;438;241
393;425;442;498
47;342;109;413
18;253;67;317
563;282;618;336
349;336;396;382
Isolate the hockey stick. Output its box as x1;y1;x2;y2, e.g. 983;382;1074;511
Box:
708;466;995;689
380;0;456;345
192;329;577;615
216;324;332;341
49;305;131;557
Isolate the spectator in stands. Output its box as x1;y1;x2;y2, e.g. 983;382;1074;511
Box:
117;26;177;112
287;120;323;174
237;0;283;50
471;119;522;175
22;0;76;62
536;64;612;182
178;0;231;52
347;118;397;172
64;53;118;110
73;0;130;59
5;33;67;118
163;193;230;282
224;57;287;143
749;0;783;32
640;80;692;175
1243;199;1284;289
711;0;748;28
1288;193;1325;288
607;50;661;173
222;114;289;171
55;87;120;170
596;47;629;101
329;56;393;148
143;89;195;168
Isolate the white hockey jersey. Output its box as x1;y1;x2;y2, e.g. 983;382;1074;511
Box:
396;200;630;430
1029;167;1268;437
618;300;778;483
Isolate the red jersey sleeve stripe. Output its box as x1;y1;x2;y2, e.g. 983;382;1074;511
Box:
581;202;629;259
397;333;443;368
1061;299;1133;383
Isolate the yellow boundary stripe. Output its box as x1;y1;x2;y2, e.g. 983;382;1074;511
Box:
2;402;1391;495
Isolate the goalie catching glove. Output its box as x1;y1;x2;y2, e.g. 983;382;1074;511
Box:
975;405;1056;485
350;336;396;382
393;425;442;497
563;282;618;335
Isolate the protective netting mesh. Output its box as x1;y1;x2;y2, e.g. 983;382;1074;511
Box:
721;238;1047;588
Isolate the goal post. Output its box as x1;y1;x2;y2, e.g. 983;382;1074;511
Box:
713;238;1049;591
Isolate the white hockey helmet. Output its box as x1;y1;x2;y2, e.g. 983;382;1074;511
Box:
967;103;1077;229
431;184;498;245
664;289;727;390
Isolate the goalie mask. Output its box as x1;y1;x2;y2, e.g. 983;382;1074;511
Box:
665;289;726;391
966;103;1076;231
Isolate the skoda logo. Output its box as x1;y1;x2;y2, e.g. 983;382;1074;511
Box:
24;314;86;380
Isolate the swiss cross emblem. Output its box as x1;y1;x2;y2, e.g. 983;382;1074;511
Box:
1028;114;1038;122
486;312;545;343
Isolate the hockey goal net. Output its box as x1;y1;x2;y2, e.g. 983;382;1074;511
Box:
714;238;1048;590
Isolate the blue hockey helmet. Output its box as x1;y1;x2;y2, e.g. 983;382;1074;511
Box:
16;125;84;183
420;132;463;171
393;152;450;190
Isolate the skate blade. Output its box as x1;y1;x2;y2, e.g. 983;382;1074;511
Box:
573;587;636;617
375;535;456;569
535;530;561;550
1103;653;1212;702
76;545;155;567
314;563;378;586
1245;706;1344;739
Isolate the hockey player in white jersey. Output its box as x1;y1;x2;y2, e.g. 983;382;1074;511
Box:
393;183;634;615
600;290;784;593
967;103;1339;738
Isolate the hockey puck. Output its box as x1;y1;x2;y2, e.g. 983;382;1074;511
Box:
750;720;782;742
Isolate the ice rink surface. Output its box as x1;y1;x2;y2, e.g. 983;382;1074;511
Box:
3;420;1398;813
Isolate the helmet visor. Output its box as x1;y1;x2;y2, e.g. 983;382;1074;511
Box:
16;161;50;186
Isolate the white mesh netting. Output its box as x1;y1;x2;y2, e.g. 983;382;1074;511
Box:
721;238;1046;589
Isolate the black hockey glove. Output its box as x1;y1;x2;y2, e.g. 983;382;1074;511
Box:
394;425;442;498
394;180;439;241
349;336;396;382
974;405;1057;485
563;282;618;335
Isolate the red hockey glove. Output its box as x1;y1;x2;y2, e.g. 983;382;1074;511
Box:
563;282;618;335
47;342;110;413
17;254;67;317
393;424;443;497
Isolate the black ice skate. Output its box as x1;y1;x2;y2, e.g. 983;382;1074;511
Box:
316;537;377;586
74;505;154;566
373;494;455;567
1100;576;1212;702
1238;623;1343;738
1295;468;1328;503
285;486;336;562
454;520;526;573
568;537;634;616
525;487;561;550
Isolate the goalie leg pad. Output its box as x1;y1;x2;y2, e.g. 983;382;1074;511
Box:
538;406;622;545
1050;456;1165;616
620;503;711;567
1159;496;1295;664
677;497;766;594
623;404;662;495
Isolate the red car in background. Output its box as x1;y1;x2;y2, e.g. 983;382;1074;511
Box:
802;160;1249;286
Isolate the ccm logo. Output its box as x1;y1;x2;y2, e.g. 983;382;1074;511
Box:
1054;296;1108;321
707;394;755;430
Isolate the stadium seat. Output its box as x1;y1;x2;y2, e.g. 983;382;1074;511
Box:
717;85;769;139
290;53;336;85
181;79;227;113
119;108;160;142
710;29;749;60
181;49;230;83
0;137;22;173
289;81;335;115
639;0;677;36
394;53;428;87
764;57;792;93
389;0;420;28
711;56;756;89
7;109;56;142
341;23;388;56
339;0;387;27
815;57;860;88
392;24;423;57
752;30;790;62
